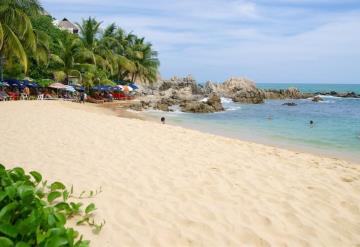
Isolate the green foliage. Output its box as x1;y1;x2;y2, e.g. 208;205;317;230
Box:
0;164;104;246
37;79;54;87
2;2;160;85
53;71;66;82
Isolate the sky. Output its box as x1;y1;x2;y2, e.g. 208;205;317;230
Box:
41;0;360;84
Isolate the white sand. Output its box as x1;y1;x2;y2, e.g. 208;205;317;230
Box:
0;101;359;247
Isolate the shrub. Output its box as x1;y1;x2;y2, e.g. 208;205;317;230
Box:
0;164;103;247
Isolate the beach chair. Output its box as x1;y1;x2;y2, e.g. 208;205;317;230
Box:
37;94;44;100
0;92;10;101
20;93;28;100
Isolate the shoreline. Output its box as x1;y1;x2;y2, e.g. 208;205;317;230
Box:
1;100;360;246
98;102;360;164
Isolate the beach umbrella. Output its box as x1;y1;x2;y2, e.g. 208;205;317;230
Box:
6;80;22;87
73;85;85;92
49;82;66;89
92;85;112;91
122;85;133;92
22;80;38;88
114;85;124;91
0;82;9;87
111;86;122;92
65;85;76;92
129;83;139;90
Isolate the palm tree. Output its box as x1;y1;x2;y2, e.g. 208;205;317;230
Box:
126;38;160;84
50;35;95;84
77;17;117;81
76;17;102;50
0;0;44;73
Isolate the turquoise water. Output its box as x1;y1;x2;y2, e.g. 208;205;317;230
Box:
146;84;360;162
257;83;360;94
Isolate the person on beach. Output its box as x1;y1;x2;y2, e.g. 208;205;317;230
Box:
23;86;30;100
161;117;165;124
80;92;85;104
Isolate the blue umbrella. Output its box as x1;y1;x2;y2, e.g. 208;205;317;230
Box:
129;83;139;90
0;82;9;87
65;85;76;92
92;85;112;91
73;85;85;92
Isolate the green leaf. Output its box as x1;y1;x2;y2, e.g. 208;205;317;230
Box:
0;202;18;220
85;203;96;214
50;182;66;191
30;171;42;183
0;224;18;238
48;191;62;203
17;185;34;201
55;202;71;212
45;236;68;247
15;242;30;247
0;237;14;247
0;191;7;203
62;190;69;202
15;243;29;247
48;214;56;226
54;213;66;225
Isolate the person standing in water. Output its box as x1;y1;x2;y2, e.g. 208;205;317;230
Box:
161;117;165;124
309;120;314;128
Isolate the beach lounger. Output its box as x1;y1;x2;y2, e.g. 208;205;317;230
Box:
37;94;44;100
86;96;104;104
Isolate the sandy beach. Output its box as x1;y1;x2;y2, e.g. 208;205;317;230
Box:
0;101;359;247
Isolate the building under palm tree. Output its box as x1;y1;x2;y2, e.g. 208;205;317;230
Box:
53;18;79;34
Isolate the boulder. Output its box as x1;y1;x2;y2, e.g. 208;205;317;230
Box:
312;96;324;102
282;102;297;106
206;77;266;104
232;90;265;104
181;102;215;113
158;75;203;94
207;93;224;111
181;93;224;113
264;87;304;100
129;103;144;111
154;103;171;111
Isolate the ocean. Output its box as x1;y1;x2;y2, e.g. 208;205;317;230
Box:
145;84;360;162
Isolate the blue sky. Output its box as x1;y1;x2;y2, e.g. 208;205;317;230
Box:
42;0;360;84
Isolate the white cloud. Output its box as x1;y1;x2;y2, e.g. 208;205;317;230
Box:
41;0;360;83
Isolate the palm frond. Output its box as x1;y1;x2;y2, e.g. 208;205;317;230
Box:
2;24;28;72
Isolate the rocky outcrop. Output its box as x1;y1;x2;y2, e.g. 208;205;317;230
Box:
181;93;224;113
282;102;297;106
158;75;203;95
204;77;266;104
265;88;304;100
312;96;324;102
232;90;265;104
315;91;360;98
207;93;224;111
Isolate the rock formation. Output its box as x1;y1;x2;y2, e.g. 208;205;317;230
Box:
181;93;224;113
204;77;266;104
282;102;297;106
312;96;324;102
264;88;304;100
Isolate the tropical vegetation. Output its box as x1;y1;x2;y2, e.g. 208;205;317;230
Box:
0;164;104;246
0;0;160;86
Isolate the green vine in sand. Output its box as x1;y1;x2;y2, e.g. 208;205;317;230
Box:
0;164;105;246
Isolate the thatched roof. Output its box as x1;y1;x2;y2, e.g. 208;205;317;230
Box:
58;18;78;31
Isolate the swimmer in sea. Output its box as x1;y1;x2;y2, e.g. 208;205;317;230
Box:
309;120;314;128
